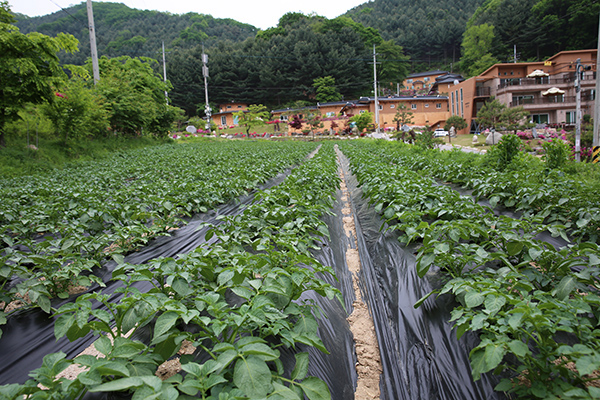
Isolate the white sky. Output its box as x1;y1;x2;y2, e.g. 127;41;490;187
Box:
7;0;367;30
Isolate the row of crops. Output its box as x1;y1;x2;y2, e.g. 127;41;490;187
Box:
339;140;600;400
0;141;315;334
0;141;351;398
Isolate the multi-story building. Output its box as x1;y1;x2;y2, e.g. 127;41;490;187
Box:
402;70;449;91
450;49;597;134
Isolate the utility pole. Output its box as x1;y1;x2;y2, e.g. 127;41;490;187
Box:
202;46;211;132
86;0;100;84
162;41;168;104
593;12;600;163
575;58;582;162
373;44;380;134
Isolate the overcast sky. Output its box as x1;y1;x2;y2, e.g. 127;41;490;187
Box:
7;0;367;30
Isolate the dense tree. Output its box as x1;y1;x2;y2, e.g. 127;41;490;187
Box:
234;104;269;137
477;98;506;130
465;0;598;63
376;40;410;86
460;23;499;77
94;56;182;136
0;1;78;147
42;67;109;142
313;76;342;103
444;115;467;132
392;104;414;131
345;0;485;70
350;111;374;132
14;2;256;66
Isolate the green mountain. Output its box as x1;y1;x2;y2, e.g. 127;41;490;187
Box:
13;2;257;65
344;0;486;71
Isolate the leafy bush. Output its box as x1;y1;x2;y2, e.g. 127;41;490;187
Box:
543;139;571;170
484;133;523;170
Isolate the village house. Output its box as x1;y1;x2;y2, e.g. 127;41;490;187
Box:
210;102;248;128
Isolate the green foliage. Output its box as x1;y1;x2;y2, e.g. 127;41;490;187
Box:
233;104;269;137
460;23;499;77
345;0;484;69
392;104;414;133
444;115;467;131
501;106;530;134
94;56;182;137
316;16;383;47
339;140;600;399
41;69;109;142
0;2;78;146
415;125;443;149
312;76;342;103
376;40;410;84
350;112;373;132
484;133;523;170
476;98;505;130
14;2;256;66
0;141;340;399
542;139;571;170
468;0;599;62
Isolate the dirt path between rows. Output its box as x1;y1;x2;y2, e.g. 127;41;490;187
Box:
335;145;383;400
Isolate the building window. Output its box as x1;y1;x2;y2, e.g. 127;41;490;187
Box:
460;88;464;118
531;114;549;124
512;95;534;105
390;104;396;109
221;116;227;126
280;115;288;121
227;105;231;109
359;110;366;114
451;92;455;115
566;111;576;124
378;104;383;110
424;103;429;108
424;77;429;82
326;112;335;117
237;105;242;108
411;104;417;110
407;79;413;83
436;103;442;109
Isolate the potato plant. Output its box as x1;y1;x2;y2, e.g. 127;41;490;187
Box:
0;142;341;399
0;141;316;336
339;140;600;399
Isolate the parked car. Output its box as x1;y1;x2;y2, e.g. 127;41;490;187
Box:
433;128;448;137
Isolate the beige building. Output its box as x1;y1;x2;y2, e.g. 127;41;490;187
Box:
450;49;597;134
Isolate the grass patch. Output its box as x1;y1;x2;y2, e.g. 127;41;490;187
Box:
0;135;171;179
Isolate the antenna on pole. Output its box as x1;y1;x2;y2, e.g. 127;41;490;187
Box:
162;41;168;104
86;0;100;84
202;45;211;132
373;44;380;134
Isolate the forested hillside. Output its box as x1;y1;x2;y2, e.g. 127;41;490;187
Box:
344;0;485;71
460;0;599;76
166;14;409;114
13;2;257;65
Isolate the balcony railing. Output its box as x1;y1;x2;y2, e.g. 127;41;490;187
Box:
509;94;594;107
499;76;573;89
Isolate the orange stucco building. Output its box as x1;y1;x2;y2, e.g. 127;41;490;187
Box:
210;102;248;128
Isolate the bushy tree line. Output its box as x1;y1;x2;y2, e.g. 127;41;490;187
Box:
460;0;599;76
14;2;256;66
167;13;409;116
1;2;183;148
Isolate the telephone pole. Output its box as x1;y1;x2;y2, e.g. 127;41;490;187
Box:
162;41;168;104
202;46;211;132
373;44;380;134
86;0;100;84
